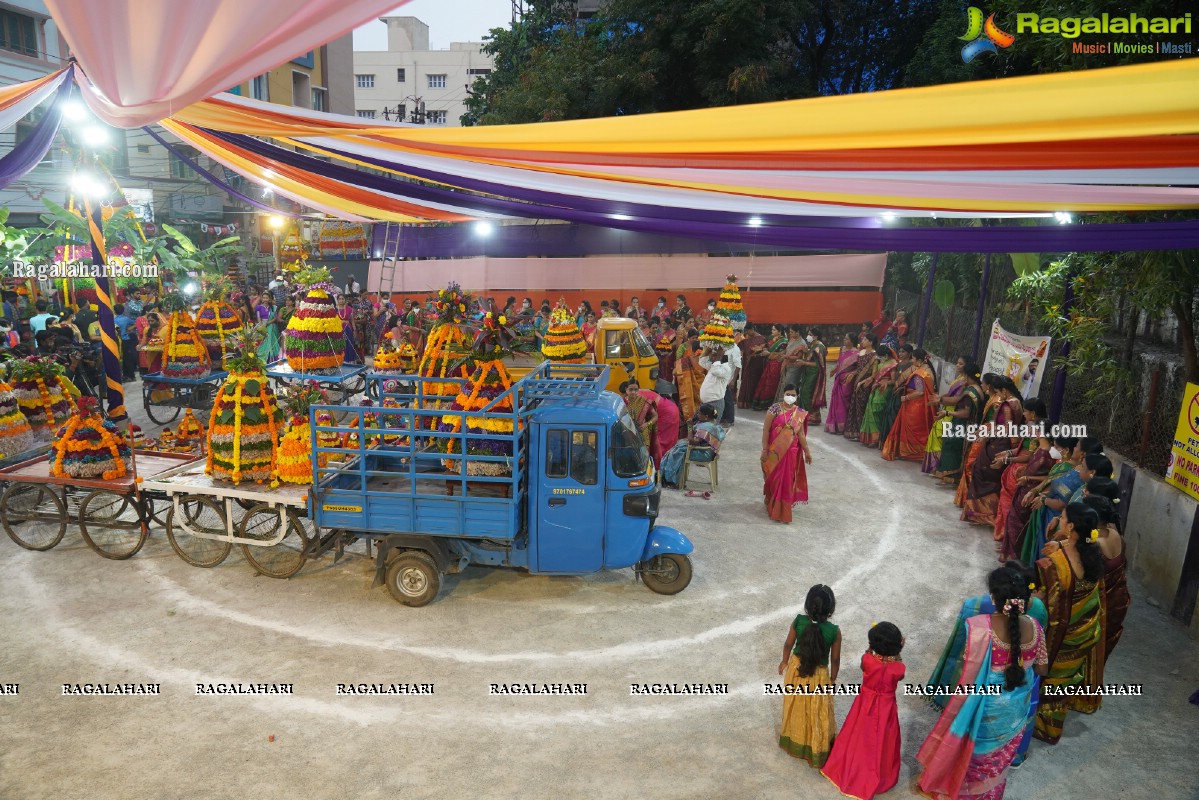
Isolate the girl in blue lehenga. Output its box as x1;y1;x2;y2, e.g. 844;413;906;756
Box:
661;404;725;488
916;567;1048;800
925;561;1048;768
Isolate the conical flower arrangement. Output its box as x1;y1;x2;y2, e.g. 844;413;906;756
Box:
0;372;39;457
717;274;747;332
194;283;244;366
160;293;212;379
373;331;416;373
175;408;205;451
206;329;285;486
699;311;736;348
283;269;345;375
416;283;477;424
541;308;587;363
276;381;329;485
8;356;75;439
50;396;132;481
439;311;518;477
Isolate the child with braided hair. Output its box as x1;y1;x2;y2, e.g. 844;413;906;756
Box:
777;584;840;768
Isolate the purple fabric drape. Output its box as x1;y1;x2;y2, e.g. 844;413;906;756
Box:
0;78;71;189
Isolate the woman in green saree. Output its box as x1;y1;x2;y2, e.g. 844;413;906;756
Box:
858;344;898;448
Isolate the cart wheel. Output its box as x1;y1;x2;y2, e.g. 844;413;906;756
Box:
79;490;147;560
165;495;231;568
344;373;366;398
1;483;67;551
238;504;310;579
640;553;692;596
145;393;181;425
385;551;441;607
143;496;171;529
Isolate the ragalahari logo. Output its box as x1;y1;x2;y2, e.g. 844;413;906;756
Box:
959;7;1016;63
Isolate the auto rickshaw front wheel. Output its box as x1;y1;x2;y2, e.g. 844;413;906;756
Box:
640;553;692;595
386;551;441;607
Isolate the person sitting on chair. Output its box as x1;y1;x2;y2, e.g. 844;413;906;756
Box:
659;404;725;489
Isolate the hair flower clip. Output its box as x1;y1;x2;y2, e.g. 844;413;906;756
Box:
1089;528;1100;542
1028;582;1035;590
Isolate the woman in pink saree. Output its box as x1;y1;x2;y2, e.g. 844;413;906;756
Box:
761;383;813;524
823;333;860;434
650;390;681;468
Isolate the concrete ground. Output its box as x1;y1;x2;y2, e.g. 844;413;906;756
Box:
0;379;1196;800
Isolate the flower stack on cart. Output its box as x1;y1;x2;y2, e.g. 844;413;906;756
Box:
277;381;329;484
206;328;285;486
282;267;345;375
440;311;518;479
7;356;76;440
50;396;132;480
194;281;244;367
0;365;39;457
416;282;475;427
160;292;212;379
541;307;588;363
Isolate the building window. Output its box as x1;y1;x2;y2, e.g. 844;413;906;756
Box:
356;74;375;89
169;145;200;180
357;110;376;119
426;110;447;124
311;88;326;112
250;74;268;101
467;68;492;76
291;71;311;109
0;10;39;58
427;74;446;89
396;68;406;82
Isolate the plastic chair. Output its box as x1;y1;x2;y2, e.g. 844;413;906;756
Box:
680;444;718;491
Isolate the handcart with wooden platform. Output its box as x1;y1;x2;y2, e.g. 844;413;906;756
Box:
140;369;229;425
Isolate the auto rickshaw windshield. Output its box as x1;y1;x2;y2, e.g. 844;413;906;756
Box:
631;327;656;358
612;412;649;478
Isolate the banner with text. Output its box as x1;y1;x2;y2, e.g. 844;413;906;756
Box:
981;320;1052;399
1165;382;1199;502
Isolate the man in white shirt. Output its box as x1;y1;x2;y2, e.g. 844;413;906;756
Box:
345;276;362;295
698;349;734;422
719;341;741;426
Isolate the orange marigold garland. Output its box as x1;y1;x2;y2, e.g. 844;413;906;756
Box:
717;274;747;332
283;268;345;375
50;396;132;481
277;381;330;484
195;283;245;366
699;311;736;348
0;370;38;457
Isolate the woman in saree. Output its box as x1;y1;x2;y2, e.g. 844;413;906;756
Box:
922;357;968;474
924;561;1048;769
876;345;914;447
652;391;682;468
990;398;1046;544
621;380;657;452
798;328;827;423
752;325;789;410
1019;436;1084;564
934;364;984;485
882;347;937;462
916;567;1048;800
761;384;813;524
858;345;898;448
735;326;767;409
1000;428;1055;562
1033;502;1107;744
660;403;724;488
581;312;598;354
673;337;707;422
962;377;1024;526
1082;490;1130;663
842;335;879;441
654;324;678;384
823;333;860;433
954;374;1002;506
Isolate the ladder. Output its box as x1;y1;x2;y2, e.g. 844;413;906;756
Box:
375;221;403;297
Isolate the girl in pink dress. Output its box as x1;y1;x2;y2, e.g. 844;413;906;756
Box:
821;622;905;800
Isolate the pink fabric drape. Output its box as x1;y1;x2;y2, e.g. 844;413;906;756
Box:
52;0;407;127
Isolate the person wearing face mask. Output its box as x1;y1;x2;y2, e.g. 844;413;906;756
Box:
933;363;984;484
797;327;827;424
652;295;672;323
761;383;813;523
694;299;717;329
1017;435;1079;563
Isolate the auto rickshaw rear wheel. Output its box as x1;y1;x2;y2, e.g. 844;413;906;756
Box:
386;550;440;607
641;553;692;595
